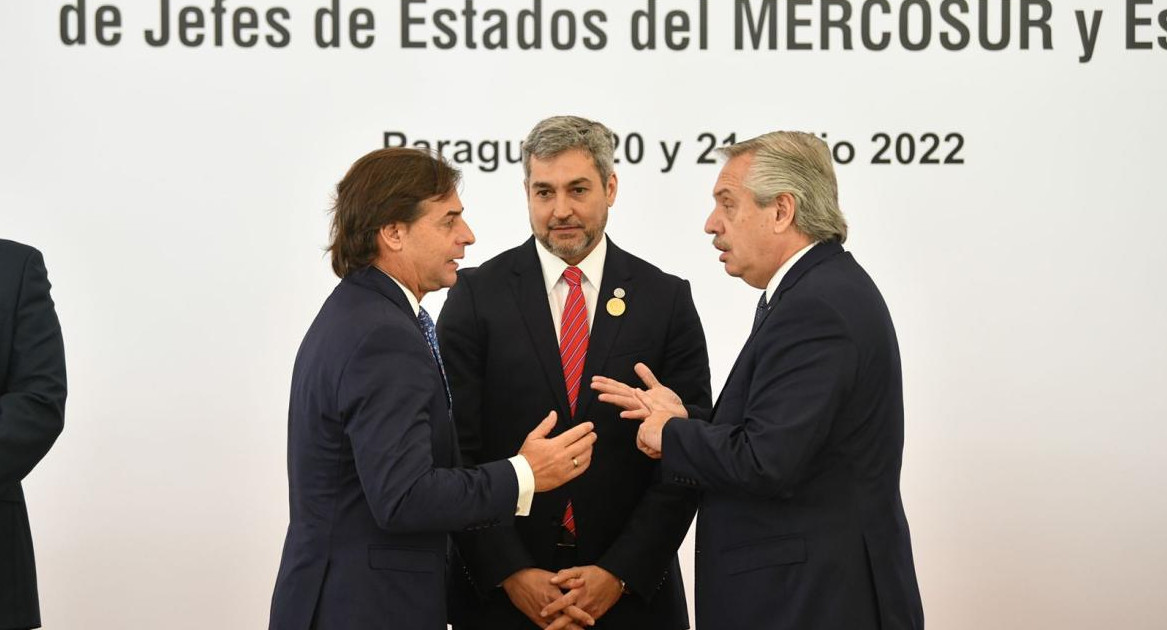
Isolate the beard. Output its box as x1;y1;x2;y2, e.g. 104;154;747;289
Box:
535;215;607;262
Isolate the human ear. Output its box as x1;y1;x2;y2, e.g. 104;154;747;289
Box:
773;193;796;233
379;223;406;252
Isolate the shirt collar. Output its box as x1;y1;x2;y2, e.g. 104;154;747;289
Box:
375;267;421;316
534;233;608;294
764;241;818;304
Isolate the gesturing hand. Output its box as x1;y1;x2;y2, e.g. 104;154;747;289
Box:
632;390;670;459
591;362;687;420
518;412;597;492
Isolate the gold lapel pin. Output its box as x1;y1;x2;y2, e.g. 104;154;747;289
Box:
607;288;627;317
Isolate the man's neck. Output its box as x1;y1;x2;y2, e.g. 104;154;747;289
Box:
373;261;424;311
753;235;815;290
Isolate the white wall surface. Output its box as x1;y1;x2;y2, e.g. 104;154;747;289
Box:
3;0;1166;627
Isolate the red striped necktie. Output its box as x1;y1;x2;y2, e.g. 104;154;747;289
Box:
558;266;588;537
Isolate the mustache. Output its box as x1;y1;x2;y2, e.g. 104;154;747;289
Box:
712;237;729;251
548;220;585;230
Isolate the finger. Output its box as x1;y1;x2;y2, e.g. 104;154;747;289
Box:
550;421;595;447
527;411;558;440
544;614;575;630
566;432;597;459
589;376;631;396
637;423;654;446
557;577;587;590
596;392;641;411
572;451;594;477
636;435;658;458
619;408;649;420
563;605;596;627
540;588;579;617
634;362;662;388
549;567;581;585
565;451;593;479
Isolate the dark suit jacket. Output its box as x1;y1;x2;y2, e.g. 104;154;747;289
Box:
662;242;924;630
269;267;521;630
438;238;711;629
0;241;66;630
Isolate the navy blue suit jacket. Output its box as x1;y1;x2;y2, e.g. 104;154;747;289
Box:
438;239;711;629
269;267;521;630
0;241;66;630
662;242;924;629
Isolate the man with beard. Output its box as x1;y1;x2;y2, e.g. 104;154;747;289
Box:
439;116;711;630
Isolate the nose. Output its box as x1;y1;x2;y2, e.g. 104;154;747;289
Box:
704;209;720;235
551;197;572;221
459;216;476;246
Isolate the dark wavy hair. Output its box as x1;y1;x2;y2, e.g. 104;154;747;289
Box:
327;147;461;278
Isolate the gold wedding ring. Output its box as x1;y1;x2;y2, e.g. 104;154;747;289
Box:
572;457;580;468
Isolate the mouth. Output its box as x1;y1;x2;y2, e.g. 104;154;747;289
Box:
713;241;729;262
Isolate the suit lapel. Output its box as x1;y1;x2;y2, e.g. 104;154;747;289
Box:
347;266;458;462
345;266;416;320
773;241;843;303
710;241;845;415
574;240;632;422
511;239;573;421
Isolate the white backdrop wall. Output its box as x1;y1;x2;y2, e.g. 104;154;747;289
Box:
3;0;1166;627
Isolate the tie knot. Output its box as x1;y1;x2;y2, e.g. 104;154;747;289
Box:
563;266;583;287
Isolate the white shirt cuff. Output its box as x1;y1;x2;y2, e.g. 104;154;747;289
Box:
508;455;536;516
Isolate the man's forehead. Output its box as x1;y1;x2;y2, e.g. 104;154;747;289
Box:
713;154;751;196
420;192;463;216
529;149;602;181
713;171;744;197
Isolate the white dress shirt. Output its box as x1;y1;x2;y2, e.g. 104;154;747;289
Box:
534;234;608;341
379;269;535;516
763;241;819;304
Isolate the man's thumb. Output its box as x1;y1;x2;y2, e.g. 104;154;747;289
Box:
635;362;661;388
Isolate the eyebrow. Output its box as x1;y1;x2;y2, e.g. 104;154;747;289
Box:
531;177;592;189
713;188;733;199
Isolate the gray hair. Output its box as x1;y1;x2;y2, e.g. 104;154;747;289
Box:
720;131;848;244
522;116;616;184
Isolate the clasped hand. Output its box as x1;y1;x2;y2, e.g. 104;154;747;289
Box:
503;564;625;629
